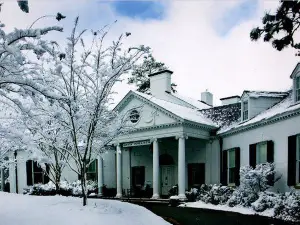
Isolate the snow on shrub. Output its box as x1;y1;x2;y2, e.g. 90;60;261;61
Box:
251;191;278;212
185;188;199;202
23;180;97;197
197;184;234;205
228;163;279;207
274;191;300;222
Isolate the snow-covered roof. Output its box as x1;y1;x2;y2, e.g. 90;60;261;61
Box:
132;91;217;127
170;93;211;109
219;91;300;134
243;91;288;99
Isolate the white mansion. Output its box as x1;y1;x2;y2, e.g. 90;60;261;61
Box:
5;63;300;199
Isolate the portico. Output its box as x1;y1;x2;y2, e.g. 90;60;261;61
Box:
111;125;213;200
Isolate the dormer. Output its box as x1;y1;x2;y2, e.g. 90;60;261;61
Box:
290;62;300;103
240;90;288;122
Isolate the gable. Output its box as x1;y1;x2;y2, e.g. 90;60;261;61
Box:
290;62;300;79
117;94;178;129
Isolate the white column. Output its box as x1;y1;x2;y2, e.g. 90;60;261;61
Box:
178;135;187;200
97;156;104;197
1;168;4;192
152;138;160;199
116;144;122;198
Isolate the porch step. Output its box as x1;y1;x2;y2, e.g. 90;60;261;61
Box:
121;197;170;204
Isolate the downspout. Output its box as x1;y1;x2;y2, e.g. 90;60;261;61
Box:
14;151;18;194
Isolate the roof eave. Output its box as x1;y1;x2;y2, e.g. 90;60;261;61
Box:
219;107;300;137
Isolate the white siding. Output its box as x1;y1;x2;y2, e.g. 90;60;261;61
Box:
249;97;282;119
222;115;300;192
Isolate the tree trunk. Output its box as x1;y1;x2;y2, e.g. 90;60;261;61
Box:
55;168;61;195
81;166;88;206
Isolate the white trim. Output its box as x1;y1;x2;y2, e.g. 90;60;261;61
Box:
242;100;249;121
295;76;300;103
227;149;236;185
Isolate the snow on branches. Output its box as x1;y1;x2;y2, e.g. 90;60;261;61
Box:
9;17;149;205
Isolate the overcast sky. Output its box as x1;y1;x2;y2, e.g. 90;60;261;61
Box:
1;0;299;105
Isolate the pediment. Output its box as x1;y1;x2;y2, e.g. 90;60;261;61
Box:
116;92;179;129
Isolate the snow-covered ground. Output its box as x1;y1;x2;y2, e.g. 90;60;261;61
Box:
179;201;274;218
0;193;170;225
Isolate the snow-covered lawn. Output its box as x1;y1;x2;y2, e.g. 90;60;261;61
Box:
179;201;274;218
0;193;170;225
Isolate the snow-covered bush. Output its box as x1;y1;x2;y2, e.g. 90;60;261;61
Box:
197;184;234;205
168;185;178;196
185;188;199;202
228;163;279;207
23;180;97;197
274;191;300;222
251;191;278;212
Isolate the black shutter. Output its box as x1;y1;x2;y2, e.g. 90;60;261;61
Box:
221;150;228;185
249;144;256;168
235;147;240;186
267;141;274;163
44;164;50;184
95;159;98;182
26;160;33;186
288;135;297;186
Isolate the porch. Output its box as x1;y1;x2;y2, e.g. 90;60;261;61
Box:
99;133;215;200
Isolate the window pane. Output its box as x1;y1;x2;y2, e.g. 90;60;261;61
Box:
33;161;43;173
297;77;300;89
87;172;97;181
228;150;235;168
229;168;235;184
87;160;96;173
33;172;43;184
256;143;267;164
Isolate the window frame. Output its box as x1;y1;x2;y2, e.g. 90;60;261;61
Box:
227;149;236;186
86;159;98;182
242;100;249;121
296;76;300;102
129;109;140;124
256;141;268;165
31;161;49;185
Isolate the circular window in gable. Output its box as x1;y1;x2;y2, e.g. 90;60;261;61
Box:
129;109;140;123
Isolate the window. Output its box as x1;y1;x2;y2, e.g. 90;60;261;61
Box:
188;163;205;188
129;110;140;123
296;135;300;184
228;149;236;184
296;76;300;102
256;142;267;165
86;160;97;181
26;160;49;185
243;101;248;120
132;166;145;188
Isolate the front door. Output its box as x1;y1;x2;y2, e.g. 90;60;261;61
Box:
161;166;174;195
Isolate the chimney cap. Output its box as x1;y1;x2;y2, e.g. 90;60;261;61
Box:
148;69;173;77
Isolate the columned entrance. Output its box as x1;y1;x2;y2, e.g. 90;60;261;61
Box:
115;135;207;200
